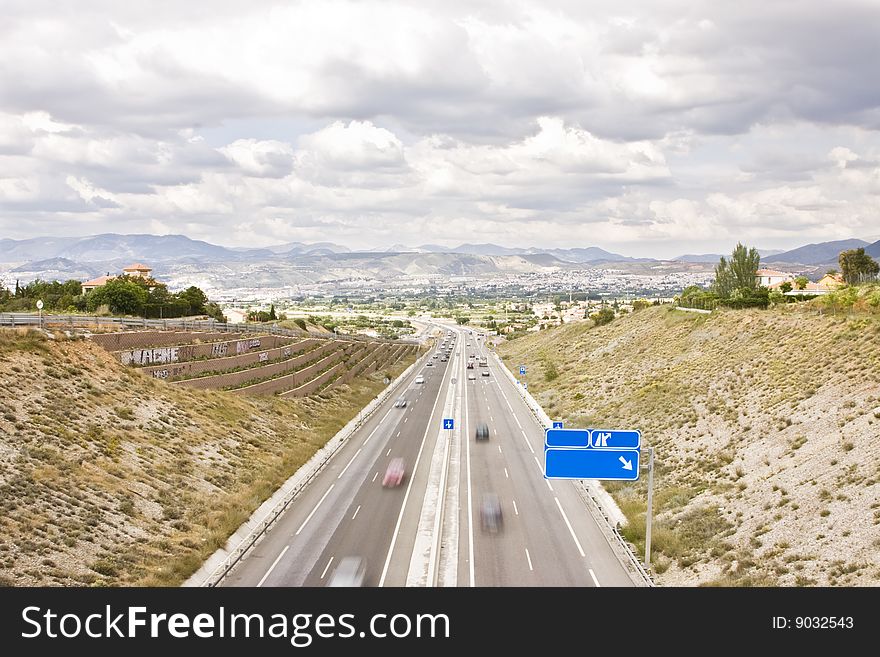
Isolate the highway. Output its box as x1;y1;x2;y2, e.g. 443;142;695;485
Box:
222;325;635;587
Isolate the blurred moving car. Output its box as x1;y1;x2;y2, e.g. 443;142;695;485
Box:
480;493;503;533
481;369;490;377
383;457;406;487
475;423;489;441
468;372;476;380
394;398;407;408
415;375;425;384
327;557;366;587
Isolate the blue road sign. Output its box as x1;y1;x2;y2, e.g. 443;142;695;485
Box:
544;448;640;481
590;429;641;449
519;366;526;375
552;421;564;429
443;418;454;430
545;428;589;448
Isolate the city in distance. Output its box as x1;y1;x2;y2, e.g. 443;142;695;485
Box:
1;0;879;595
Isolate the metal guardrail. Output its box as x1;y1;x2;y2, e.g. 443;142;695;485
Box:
0;312;418;345
197;346;433;587
491;351;655;587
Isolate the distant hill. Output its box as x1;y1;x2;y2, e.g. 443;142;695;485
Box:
865;239;880;259
765;239;869;265
674;253;724;263
9;257;98;278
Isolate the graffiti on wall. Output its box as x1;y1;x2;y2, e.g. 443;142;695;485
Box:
211;342;229;358
121;347;180;366
236;338;262;354
152;370;169;379
259;352;269;362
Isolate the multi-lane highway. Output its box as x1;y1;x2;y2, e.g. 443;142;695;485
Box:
222;325;634;587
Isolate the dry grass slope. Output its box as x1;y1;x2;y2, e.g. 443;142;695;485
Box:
0;329;414;586
498;305;880;586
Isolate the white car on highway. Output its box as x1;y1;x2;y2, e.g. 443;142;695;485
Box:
415;375;425;384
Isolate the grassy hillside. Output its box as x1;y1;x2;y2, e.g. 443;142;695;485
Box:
0;329;414;586
498;305;880;586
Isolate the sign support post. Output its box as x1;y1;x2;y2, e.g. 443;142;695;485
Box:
645;446;654;569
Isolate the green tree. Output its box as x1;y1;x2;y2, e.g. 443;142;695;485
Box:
176;286;209;314
713;243;760;297
712;257;735;297
779;281;793;294
87;278;148;315
455;316;470;325
269;304;277;321
839;248;879;285
590;307;614;326
794;276;809;290
730;242;761;290
632;298;650;311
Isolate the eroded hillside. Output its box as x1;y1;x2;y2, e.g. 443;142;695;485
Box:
0;329;414;586
498;305;880;586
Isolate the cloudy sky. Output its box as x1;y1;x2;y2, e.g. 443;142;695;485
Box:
2;0;879;258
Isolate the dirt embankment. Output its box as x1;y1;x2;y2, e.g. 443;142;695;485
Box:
0;329;413;586
498;305;880;586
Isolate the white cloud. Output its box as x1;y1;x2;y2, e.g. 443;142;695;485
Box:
2;1;880;256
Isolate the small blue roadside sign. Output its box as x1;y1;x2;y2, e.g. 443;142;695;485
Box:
591;429;641;449
443;418;454;430
545;428;589;448
552;421;564;429
545;448;640;481
519;366;526;375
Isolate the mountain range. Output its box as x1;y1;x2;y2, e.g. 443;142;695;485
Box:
1;233;878;290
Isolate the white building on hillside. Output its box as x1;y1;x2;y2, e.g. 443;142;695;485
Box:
755;268;792;287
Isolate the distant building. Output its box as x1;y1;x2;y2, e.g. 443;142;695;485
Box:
82;263;157;293
122;263;153;279
755;269;792;287
81;274;115;293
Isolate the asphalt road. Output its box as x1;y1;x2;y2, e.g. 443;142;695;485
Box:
222;325;634;587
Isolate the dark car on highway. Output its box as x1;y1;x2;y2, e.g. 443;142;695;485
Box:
475;423;489;441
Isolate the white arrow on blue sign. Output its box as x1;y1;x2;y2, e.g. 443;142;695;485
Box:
443;418;454;430
544;448;640;481
590;429;641;449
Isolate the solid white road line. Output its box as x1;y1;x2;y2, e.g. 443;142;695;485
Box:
512;499;519;516
337;448;362;479
589;568;601;587
351;505;361;520
463;342;475;587
295;484;335;536
257;545;289;587
320;556;334;580
525;548;533;572
372;472;378;483
554;496;586;558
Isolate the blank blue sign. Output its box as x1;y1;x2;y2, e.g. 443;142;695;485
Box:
545;428;590;448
